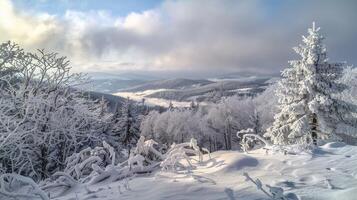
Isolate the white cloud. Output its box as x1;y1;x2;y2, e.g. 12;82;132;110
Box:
120;10;161;35
1;0;357;75
0;0;61;49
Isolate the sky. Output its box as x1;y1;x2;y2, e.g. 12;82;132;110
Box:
1;0;357;77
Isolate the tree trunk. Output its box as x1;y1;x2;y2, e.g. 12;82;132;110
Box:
40;144;48;179
311;113;318;145
224;132;228;150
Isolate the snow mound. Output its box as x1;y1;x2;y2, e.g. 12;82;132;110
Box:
321;142;346;148
223;155;259;172
333;187;357;200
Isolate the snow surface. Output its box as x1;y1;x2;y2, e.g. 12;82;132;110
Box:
54;142;357;200
114;89;194;107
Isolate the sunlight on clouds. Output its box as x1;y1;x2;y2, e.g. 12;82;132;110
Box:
0;0;60;49
1;0;356;74
121;10;161;35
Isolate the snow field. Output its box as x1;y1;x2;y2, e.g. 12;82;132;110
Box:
55;142;357;200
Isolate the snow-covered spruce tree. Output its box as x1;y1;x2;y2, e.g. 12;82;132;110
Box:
265;22;356;145
117;98;140;153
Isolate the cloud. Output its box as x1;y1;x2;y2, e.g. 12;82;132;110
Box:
0;0;62;49
1;0;357;75
120;10;161;35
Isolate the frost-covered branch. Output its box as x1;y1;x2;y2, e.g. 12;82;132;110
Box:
237;128;271;152
43;136;212;197
0;173;49;200
243;172;299;200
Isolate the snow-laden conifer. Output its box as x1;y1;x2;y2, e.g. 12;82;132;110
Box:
265;22;357;145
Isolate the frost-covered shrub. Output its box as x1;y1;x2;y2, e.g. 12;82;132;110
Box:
42;137;211;197
161;138;210;171
237;129;271;152
40;142;120;194
0;42;110;181
63;141;116;181
0;173;49;200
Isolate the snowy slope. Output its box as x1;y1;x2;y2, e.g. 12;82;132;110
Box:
54;142;357;200
114;89;195;108
121;78;214;92
77;72;157;93
113;78;271;107
78;79;148;93
145;79;269;101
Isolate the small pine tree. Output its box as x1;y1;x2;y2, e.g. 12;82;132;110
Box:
105;98;141;155
120;98;140;151
107;102;122;146
168;101;174;111
265;22;356;145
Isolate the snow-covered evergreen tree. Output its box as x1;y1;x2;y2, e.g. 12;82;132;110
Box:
105;102;122;148
119;98;140;152
265;22;356;145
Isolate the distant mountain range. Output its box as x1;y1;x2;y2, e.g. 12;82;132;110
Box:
86;72;158;81
77;72;160;93
143;78;270;102
78;72;279;107
80;79;148;94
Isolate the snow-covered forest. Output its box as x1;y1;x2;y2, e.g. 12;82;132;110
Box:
140;23;357;150
1;22;357;200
